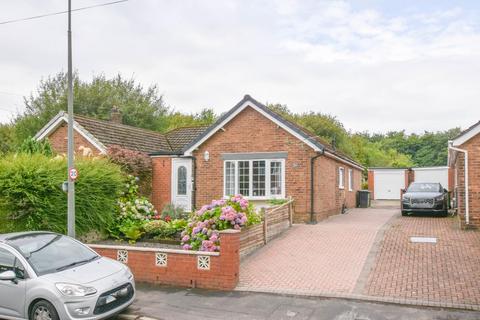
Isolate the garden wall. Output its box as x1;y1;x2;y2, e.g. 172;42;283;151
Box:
239;199;293;258
89;229;240;291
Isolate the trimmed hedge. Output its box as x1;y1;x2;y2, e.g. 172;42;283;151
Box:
0;154;124;236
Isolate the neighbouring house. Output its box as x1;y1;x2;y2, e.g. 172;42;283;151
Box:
368;166;450;200
448;120;480;228
35;95;364;223
34;107;184;155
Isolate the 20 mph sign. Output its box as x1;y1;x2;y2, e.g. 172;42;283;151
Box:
69;168;78;181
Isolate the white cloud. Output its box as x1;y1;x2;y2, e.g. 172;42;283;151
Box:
0;0;479;134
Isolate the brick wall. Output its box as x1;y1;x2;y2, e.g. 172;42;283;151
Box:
307;155;363;223
151;157;172;213
90;230;240;290
368;170;375;199
191;106;363;223
47;123;102;155
454;134;480;228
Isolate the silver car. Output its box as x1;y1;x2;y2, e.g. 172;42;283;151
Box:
0;232;135;320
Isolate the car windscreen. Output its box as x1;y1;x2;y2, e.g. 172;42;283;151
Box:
8;234;98;276
407;183;441;193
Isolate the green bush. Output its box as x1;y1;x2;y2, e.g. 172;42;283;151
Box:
0;154;124;236
144;219;187;240
107;175;157;243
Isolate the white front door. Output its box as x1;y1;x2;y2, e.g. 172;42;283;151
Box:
171;158;193;212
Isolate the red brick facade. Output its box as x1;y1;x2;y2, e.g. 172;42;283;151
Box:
151;157;172;212
47;123;103;156
190;106;363;223
91;230;240;290
452;134;480;228
311;155;362;221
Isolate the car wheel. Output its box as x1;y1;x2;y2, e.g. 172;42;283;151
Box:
401;210;408;216
30;300;59;320
440;210;449;217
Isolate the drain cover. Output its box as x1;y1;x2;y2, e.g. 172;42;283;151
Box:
410;236;437;243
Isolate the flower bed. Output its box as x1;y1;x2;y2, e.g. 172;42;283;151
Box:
108;175;187;244
181;195;261;252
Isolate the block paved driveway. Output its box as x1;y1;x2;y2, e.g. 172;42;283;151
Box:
365;214;480;308
238;205;480;310
237;207;396;295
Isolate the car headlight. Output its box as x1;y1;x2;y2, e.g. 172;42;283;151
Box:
435;195;444;202
402;196;410;202
55;283;97;297
124;267;134;280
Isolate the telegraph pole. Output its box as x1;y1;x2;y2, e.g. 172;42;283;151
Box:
67;0;76;238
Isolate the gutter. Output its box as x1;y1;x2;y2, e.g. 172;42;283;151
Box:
310;150;325;224
324;150;364;171
448;143;469;225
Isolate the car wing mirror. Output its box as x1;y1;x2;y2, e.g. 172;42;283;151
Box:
0;270;16;282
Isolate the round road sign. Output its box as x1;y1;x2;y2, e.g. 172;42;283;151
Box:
69;168;78;181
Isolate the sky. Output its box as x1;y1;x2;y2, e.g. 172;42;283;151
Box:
0;0;479;134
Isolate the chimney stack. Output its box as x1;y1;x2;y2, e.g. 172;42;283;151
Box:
110;106;122;124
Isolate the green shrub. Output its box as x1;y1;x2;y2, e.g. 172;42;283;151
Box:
161;203;188;220
267;198;289;206
107;175;157;242
143;219;187;240
18;137;53;156
0;153;124;236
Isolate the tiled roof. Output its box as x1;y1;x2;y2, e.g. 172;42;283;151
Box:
183;95;364;169
166;126;209;152
73;115;172;154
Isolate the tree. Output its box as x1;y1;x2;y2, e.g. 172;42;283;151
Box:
14;72;169;144
18;137;53;156
0;124;14;155
164;108;217;131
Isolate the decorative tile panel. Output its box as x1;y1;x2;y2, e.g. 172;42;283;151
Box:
197;256;210;270
117;250;128;263
156;253;168;267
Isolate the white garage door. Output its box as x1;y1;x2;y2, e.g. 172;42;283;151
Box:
374;170;405;200
413;167;449;190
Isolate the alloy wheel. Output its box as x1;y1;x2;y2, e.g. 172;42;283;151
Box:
34;306;52;320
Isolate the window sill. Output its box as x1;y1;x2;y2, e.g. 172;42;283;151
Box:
223;195;285;201
339;186;345;190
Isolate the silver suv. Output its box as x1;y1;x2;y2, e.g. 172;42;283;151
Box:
0;232;135;320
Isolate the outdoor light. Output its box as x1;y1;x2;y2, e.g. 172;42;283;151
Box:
204;151;210;161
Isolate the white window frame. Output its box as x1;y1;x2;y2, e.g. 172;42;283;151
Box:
223;159;286;200
348;168;353;191
339;167;345;190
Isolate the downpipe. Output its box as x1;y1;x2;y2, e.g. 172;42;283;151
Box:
309;151;325;224
448;144;469;225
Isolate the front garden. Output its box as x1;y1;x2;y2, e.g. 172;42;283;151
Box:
0;142;264;252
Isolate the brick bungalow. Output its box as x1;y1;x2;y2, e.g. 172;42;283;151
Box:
35;95;364;223
448;120;480;228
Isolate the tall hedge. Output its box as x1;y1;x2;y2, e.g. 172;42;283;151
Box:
0;154;124;236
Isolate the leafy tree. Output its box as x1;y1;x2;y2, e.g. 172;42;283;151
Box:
18;137;53;156
369;128;461;167
164;108;217;130
0;124;14;155
14;72;169;144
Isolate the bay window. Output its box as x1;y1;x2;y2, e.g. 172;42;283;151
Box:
224;159;285;199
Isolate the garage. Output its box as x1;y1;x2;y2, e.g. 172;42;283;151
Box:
413;167;449;190
372;169;406;200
